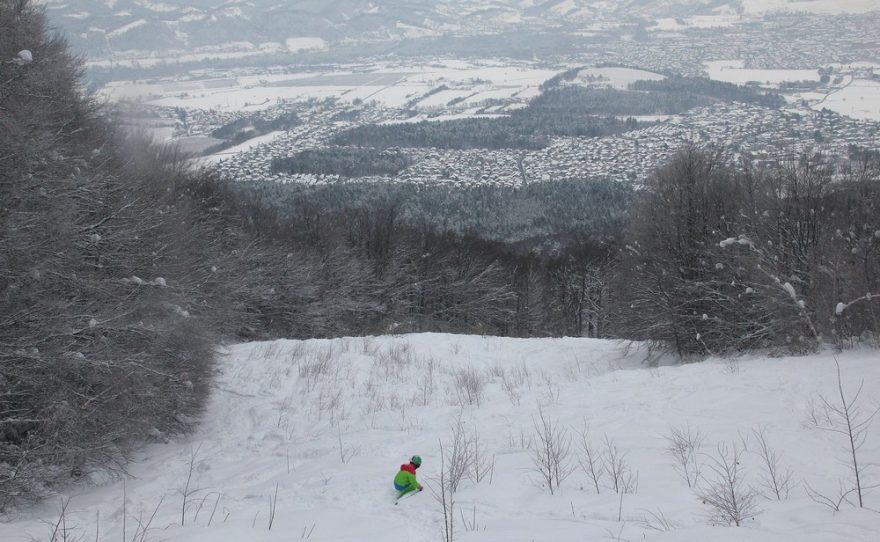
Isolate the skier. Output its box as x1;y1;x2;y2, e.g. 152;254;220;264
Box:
393;455;423;498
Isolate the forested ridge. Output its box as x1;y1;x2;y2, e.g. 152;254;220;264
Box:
2;0;879;510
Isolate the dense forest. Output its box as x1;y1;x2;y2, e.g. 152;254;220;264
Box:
526;84;709;117
332;116;555;150
629;76;786;108
1;2;221;508
233;177;634;251
611;150;880;356
2;0;879;510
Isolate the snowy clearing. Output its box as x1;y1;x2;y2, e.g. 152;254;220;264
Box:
651;15;742;31
2;334;879;541
199;130;286;165
572;67;666;90
814;79;880;121
704;60;820;87
98;61;555;113
380;110;509;125
285;37;328;53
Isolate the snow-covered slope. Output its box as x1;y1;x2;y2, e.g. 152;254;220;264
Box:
2;334;879;541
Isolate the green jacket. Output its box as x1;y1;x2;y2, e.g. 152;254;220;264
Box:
394;463;422;493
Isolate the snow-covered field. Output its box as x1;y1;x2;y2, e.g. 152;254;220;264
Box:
2;334;879;541
704;60;820;87
100;61;556;112
572;67;666;90
815;79;880;121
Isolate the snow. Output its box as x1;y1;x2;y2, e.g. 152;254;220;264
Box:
395;22;442;38
148;86;343;111
740;0;880;15
98;61;555;112
2;334;879;541
201;131;286;165
460;87;523;105
14;50;32;65
381;111;508;125
417;89;475;108
350;84;432;107
85;42;290;70
403;65;558;88
107;19;147;39
573;67;666;90
813;79;880;122
135;0;179;13
285;37;328;53
651;14;742;31
704;60;820;87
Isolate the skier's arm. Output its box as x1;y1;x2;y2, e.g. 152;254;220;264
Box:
406;471;422;490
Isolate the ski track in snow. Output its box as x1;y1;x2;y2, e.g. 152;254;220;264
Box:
2;334;880;541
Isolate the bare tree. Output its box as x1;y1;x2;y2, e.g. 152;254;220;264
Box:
751;427;794;500
447;415;474;493
807;357;879;508
430;439;455;542
337;428;360;464
602;435;637;494
529;407;574;495
469;428;493;485
452;367;485;407
805;479;857;513
575;422;604;494
499;368;524;406
178;445;204;526
43;498;77;542
666;424;704;489
699;442;760;526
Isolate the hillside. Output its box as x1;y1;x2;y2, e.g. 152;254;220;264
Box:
44;0;878;61
4;2;880;539
2;334;878;541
